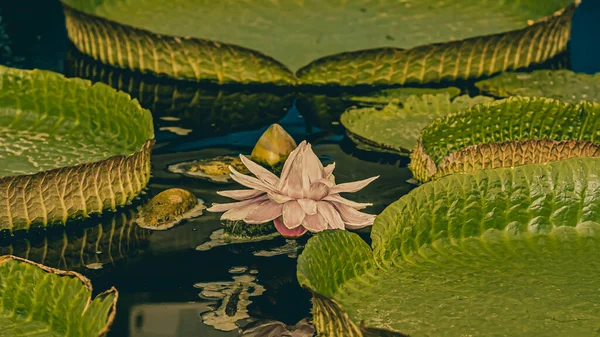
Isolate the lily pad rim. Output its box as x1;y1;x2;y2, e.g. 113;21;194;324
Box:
416;95;598;164
0;254;119;337
0;65;156;168
60;0;579;79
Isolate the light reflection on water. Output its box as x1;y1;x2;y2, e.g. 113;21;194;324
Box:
0;52;411;336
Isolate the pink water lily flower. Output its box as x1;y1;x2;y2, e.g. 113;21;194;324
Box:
207;141;379;238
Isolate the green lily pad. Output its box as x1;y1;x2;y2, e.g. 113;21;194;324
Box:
340;93;493;154
297;87;461;131
0;209;151;272
0;255;118;336
475;69;600;103
61;0;576;85
409;96;600;182
66;55;293;137
297;157;600;337
0;65;154;232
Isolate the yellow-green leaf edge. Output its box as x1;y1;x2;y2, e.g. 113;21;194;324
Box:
0;255;118;337
0;65;154;232
60;0;578;86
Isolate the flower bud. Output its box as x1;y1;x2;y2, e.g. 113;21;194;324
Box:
251;124;297;166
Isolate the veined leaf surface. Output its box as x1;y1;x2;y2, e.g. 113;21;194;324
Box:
61;0;576;85
475;69;600;103
0;65;154;231
0;255;118;336
409;96;600;182
298;157;600;336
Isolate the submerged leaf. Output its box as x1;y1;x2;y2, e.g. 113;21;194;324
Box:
298;157;600;336
0;255;118;336
0;65;154;231
341;94;493;154
475;69;600;103
62;0;575;85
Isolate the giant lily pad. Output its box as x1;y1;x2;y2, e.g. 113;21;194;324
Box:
0;66;154;232
340;93;493;154
410;96;600;182
61;0;576;85
0;255;118;336
475;69;600;103
297;157;600;337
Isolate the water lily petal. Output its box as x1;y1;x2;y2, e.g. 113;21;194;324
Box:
274;217;307;238
303;143;324;184
277;141;306;189
323;194;372;210
311;178;335;188
229;166;278;193
217;189;265;201
217;195;270;220
317;201;344;229
283;200;305;229
308;181;329;200
302;213;327;232
329;176;379;194
297;199;317;215
239;154;279;185
323;163;335;178
332;202;376;229
207;194;268;213
244;200;284;224
268;192;294;204
282;163;304;199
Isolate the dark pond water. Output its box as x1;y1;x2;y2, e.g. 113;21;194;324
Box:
0;1;599;336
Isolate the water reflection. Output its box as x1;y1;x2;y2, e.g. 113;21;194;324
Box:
0;209;152;273
64;51;294;140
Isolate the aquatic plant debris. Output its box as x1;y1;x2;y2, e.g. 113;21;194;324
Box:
168;156;250;184
195;228;280;252
208;141;378;238
194;273;265;332
240;318;316;337
136;188;205;230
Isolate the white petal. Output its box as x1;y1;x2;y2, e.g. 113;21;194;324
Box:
217;189;265;201
239;154;279;185
283;200;305;229
268;192;294;204
329;176;379;194
297;199;317;215
229;166;278;193
317;201;344;229
207;195;268;213
323;163;335;178
322;194;372;210
308;181;329;200
302;213;327;232
244;200;284;224
220;196;270;220
277;141;306;189
332;202;376;229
